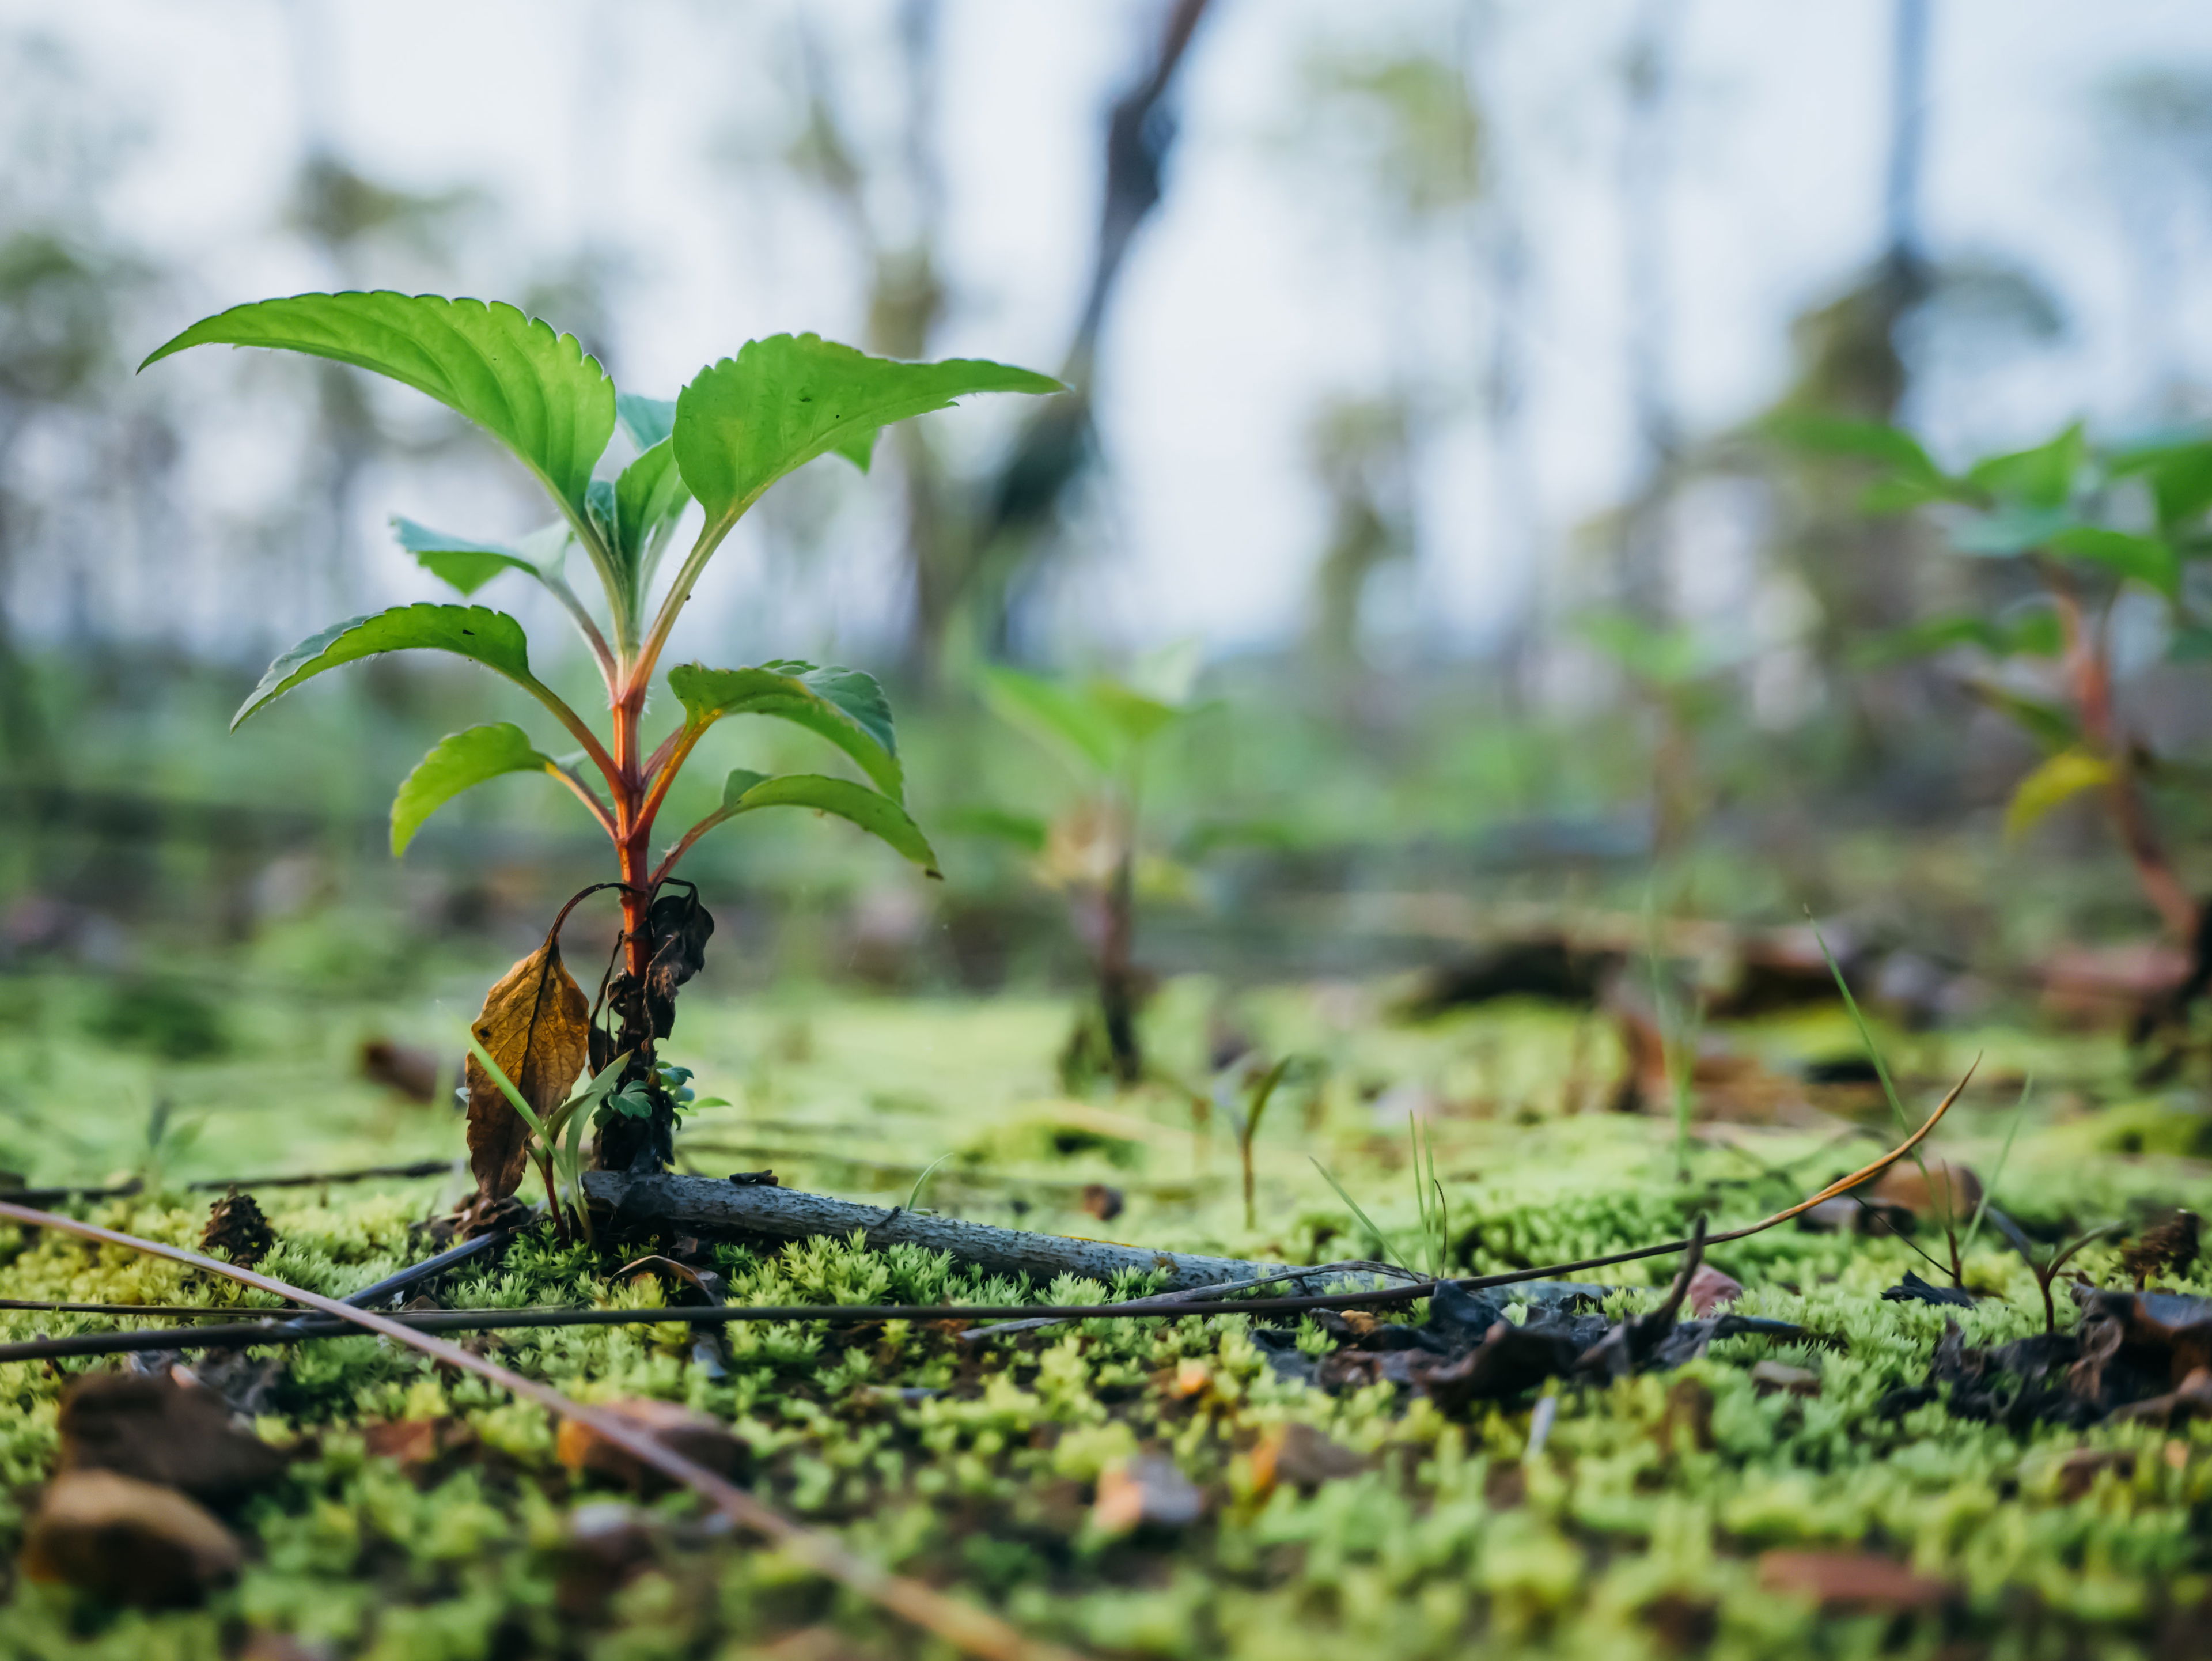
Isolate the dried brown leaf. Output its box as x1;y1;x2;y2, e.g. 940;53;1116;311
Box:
57;1371;286;1506
465;940;591;1201
556;1397;748;1491
23;1469;241;1608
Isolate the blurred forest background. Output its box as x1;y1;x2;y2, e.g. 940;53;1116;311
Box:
8;0;2212;1058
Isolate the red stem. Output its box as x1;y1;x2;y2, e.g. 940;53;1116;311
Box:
2047;568;2198;941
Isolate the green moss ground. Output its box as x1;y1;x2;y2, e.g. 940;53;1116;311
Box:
3;974;2211;1659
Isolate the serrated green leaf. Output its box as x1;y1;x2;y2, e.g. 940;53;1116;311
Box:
705;771;940;875
143;291;615;518
616;392;677;451
1966;422;2085;511
2005;747;2114;841
978;665;1120;775
666;661;902;799
673;334;1059;532
234;603;536;729
2047;525;2180;597
390;722;556;854
391;517;541;597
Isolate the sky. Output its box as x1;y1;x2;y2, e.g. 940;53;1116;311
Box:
7;0;2212;668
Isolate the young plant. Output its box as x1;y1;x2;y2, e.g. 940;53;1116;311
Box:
143;292;1058;1197
1776;415;2212;943
1220;1055;1294;1232
1982;1209;2122;1335
975;653;1198;1087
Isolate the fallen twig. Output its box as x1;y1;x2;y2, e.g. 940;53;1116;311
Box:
0;1198;1079;1661
4;1157;460;1207
0;1073;1967;1368
586;1064;1974;1295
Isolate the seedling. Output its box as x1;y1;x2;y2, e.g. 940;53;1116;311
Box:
1775;415;2212;943
1982;1210;2122;1335
1816;920;1968;1287
143;292;1058;1195
1219;1055;1294;1232
975;652;1198;1087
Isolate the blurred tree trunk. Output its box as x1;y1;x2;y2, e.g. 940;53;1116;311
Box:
1616;0;1682;626
944;0;1214;674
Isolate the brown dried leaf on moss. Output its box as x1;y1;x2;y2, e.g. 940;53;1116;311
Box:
1758;1549;1953;1612
556;1397;748;1492
22;1469;242;1608
466;939;590;1200
57;1372;286;1507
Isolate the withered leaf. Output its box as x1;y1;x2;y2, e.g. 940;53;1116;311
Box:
23;1469;242;1609
466;939;591;1200
57;1372;286;1507
642;891;714;1038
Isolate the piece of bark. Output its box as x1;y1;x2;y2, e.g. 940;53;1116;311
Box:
22;1469;241;1608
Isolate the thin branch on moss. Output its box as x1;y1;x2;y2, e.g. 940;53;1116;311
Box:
0;1198;1078;1661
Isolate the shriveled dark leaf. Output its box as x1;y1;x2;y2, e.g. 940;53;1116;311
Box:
1883;1270;1975;1308
642;891;714;1039
58;1372;287;1507
465;940;592;1200
199;1190;277;1267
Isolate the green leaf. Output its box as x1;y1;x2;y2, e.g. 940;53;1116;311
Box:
1950;504;2077;556
2005;747;2115;841
612;437;691;589
978;665;1120;775
1090;681;1181;748
234;603;536;729
392;517;543;597
2109;439;2212;531
673;334;1060;531
1961;681;2079;754
1760;413;1955;486
143;291;615;519
616;392;677;451
666;661;903;799
2047;526;2180;597
706;769;940;875
1858;608;2063;665
390;722;556;854
1965;422;2085;510
938;805;1050;852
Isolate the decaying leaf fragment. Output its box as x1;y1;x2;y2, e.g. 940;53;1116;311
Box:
23;1469;242;1608
57;1372;286;1506
466;940;591;1200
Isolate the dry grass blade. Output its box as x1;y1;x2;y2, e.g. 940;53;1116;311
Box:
0;1199;1084;1661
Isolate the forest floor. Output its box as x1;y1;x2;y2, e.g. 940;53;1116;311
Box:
2;962;2210;1660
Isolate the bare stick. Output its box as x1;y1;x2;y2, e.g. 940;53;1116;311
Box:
0;1199;1079;1661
